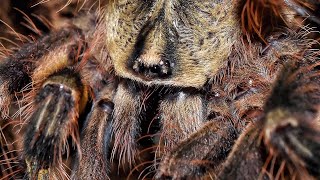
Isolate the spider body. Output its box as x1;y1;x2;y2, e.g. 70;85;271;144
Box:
0;0;320;179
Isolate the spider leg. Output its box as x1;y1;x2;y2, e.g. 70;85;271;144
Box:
72;58;117;179
0;27;85;118
156;118;237;179
0;27;90;178
72;86;114;179
156;91;221;179
218;60;320;179
111;80;145;169
216;122;267;179
261;59;320;178
24;67;88;179
158;91;206;152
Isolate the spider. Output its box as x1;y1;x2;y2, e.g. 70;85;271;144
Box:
1;0;320;179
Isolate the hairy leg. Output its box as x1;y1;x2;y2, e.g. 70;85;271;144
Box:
24;68;88;179
159;91;205;152
218;59;320;179
0;27;85;118
156;91;212;179
72;56;117;179
73;84;115;179
0;26;91;178
157;119;237;179
261;59;320;179
111;81;145;168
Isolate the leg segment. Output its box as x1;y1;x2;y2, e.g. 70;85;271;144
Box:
217;60;320;179
217;122;267;179
0;27;90;179
111;81;144;168
73;85;115;179
72;57;117;179
157;119;237;179
159;91;205;152
0;27;85;118
24;68;88;179
262;60;320;178
156;91;220;179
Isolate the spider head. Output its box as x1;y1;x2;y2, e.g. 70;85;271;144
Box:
105;0;239;88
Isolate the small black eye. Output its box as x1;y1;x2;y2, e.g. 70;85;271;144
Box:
150;65;160;74
98;99;114;113
207;111;221;120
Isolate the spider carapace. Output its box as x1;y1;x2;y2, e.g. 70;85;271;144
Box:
0;0;320;179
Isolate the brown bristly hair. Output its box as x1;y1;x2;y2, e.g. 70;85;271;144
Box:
239;0;316;43
239;0;286;43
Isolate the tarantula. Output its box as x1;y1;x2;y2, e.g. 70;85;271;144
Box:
1;0;320;179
